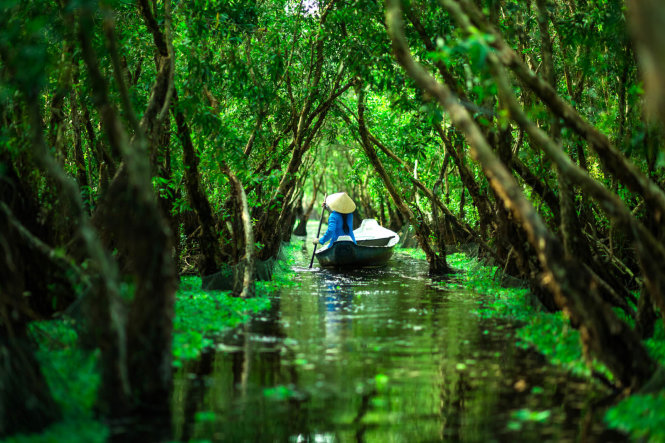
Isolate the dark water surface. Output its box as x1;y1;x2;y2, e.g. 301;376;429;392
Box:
172;245;625;442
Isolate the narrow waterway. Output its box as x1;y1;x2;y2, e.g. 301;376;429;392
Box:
172;242;624;442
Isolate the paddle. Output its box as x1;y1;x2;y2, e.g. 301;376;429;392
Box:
309;194;327;269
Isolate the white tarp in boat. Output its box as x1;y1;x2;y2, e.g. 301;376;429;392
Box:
353;219;399;247
318;219;399;252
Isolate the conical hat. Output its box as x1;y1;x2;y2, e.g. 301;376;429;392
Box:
325;192;356;214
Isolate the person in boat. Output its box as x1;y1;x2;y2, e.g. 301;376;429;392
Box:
313;192;357;247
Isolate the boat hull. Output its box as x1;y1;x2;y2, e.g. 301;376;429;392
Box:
315;240;394;268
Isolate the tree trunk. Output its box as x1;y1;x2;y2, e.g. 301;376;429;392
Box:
172;92;224;276
357;83;451;275
627;0;665;129
78;4;178;431
435;125;494;239
222;162;256;298
294;175;323;236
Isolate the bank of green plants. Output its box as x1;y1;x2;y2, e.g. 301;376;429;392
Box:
172;277;270;364
12;244;299;442
396;246;427;260
438;252;615;379
605;391;665;442
173;242;299;365
434;251;665;441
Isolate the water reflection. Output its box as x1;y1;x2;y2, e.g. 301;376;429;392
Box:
172;249;625;442
320;273;355;340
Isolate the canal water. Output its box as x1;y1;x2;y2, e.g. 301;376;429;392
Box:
172;243;625;442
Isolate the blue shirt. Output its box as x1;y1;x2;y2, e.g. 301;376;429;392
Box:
319;211;356;246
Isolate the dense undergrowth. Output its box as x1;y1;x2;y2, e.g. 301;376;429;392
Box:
417;249;665;442
9;244;299;442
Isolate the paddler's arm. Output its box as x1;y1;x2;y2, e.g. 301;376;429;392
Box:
316;211;338;245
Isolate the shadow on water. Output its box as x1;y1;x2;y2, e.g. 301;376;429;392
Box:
172;246;626;442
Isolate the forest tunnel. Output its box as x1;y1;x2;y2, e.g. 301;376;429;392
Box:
1;0;665;437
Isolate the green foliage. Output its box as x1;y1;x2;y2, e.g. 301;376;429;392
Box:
445;253;533;320
173;276;271;364
396;247;426;260
374;373;390;393
604;320;665;440
18;321;107;443
0;0;56;95
173;242;298;365
605;393;665;442
516;313;595;379
646;333;665;364
13;245;302;441
507;408;552;431
262;385;299;401
31;325;91;402
439;253;611;380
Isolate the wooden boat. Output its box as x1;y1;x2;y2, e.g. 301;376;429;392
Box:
315;219;399;268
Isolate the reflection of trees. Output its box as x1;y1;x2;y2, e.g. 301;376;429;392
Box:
178;350;214;442
352;387;377;442
232;294;288;397
224;294;318;440
438;363;449;440
438;364;470;441
175;294;314;441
